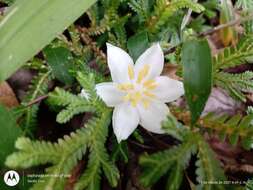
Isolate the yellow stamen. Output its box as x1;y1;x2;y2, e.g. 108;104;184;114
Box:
117;83;134;91
143;91;156;98
128;65;134;80
143;80;157;90
137;64;150;83
141;98;150;109
131;92;142;107
123;92;142;107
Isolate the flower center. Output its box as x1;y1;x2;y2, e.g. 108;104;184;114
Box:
117;64;157;108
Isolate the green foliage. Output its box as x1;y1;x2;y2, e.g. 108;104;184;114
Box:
6;104;119;190
162;114;187;141
202;0;219;19
44;46;75;85
236;0;253;10
147;0;204;36
74;114;119;190
140;117;226;189
244;18;253;35
3;0;253;189
196;136;226;190
214;35;253;70
140;133;197;188
201;113;253;150
48;87;95;123
213;35;253;102
0;0;97;81
0;0;15;5
182;39;212;124
87;0;128;38
111;141;129;163
47;72;104;123
246;180;253;190
0;105;22;167
128;0;151;24
6;71;119;189
12;68;52;135
127;31;150;61
214;71;253;102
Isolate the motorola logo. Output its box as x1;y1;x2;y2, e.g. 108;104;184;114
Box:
4;170;20;186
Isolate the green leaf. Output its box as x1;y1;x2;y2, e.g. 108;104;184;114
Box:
140;133;197;187
246;179;253;190
241;137;253;150
182;39;212;124
0;104;22;167
196;136;226;190
111;141;129;163
48;87;96;123
0;0;96;81
202;114;253;149
166;163;183;190
127;31;149;61
44;47;74;84
0;0;15;5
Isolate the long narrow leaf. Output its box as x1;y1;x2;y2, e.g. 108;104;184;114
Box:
0;0;96;81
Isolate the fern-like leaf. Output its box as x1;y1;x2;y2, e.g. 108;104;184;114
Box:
214;71;253;102
6;110;119;190
147;0;204;34
202;113;253;149
214;35;253;70
74;111;119;190
47;87;96;123
139;133;197;188
128;0;150;23
12;70;52;135
196;136;226;190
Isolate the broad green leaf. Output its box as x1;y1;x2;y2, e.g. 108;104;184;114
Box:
127;31;149;61
0;0;96;81
182;39;212;124
44;47;74;85
0;104;22;166
0;104;27;190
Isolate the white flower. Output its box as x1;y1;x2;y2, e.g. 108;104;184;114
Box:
95;43;184;142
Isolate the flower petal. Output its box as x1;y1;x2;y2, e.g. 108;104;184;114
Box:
137;101;169;134
153;76;184;103
113;103;140;142
134;43;164;80
95;82;125;107
107;43;134;83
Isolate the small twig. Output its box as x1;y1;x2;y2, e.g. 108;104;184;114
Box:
164;13;253;55
25;95;49;107
198;13;253;37
164;46;178;56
